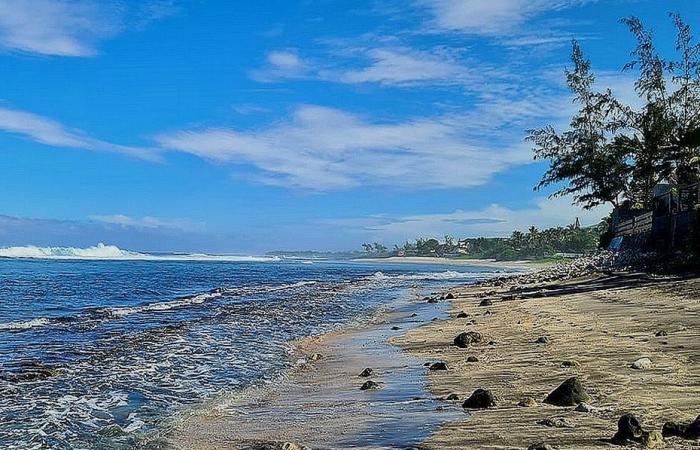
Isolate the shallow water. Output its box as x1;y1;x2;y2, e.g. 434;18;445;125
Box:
0;258;507;449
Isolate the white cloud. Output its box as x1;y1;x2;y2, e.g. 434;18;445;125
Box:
156;95;566;190
328;196;610;243
417;0;594;35
90;214;201;231
0;0;177;57
331;47;473;86
0;106;160;161
0;0;120;56
249;50;311;82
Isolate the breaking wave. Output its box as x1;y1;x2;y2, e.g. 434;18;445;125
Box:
0;243;280;262
367;270;505;281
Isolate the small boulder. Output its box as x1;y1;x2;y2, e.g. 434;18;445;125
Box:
427;298;439;304
429;362;448;371
479;298;493;307
445;293;455;299
462;388;496;409
631;357;652;370
391;326;401;331
543;377;591;406
561;360;579;368
466;356;479;363
612;414;644;444
453;331;483;348
360;380;380;390
662;415;700;440
536;336;550;344
358;368;374;377
517;397;538;407
457;311;469;318
655;330;668;337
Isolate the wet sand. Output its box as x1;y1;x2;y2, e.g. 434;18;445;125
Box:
170;272;700;449
167;287;463;449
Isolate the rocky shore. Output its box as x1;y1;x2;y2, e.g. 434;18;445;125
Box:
394;262;700;449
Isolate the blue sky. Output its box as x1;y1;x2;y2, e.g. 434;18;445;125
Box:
0;0;697;253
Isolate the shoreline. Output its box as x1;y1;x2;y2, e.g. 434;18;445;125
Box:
167;269;700;449
166;285;463;449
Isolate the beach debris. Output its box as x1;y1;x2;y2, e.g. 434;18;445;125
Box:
429;362;448;371
360;380;380;390
631;357;653;370
641;431;665;448
484;310;492;316
467;356;479;362
536;336;550;344
543;377;591;406
457;311;469;318
488;340;497;346
462;388;496;409
662;415;700;440
445;393;460;401
655;330;668;337
453;331;482;348
391;326;401;330
561;360;579;368
527;443;559;450
248;442;310;450
308;353;323;361
445;293;455;299
358;368;374;377
538;417;574;428
517;397;538;407
479;298;493;307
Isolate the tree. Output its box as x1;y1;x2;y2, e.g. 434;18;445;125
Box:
529;40;630;209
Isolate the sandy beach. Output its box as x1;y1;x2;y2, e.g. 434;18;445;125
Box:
168;270;700;449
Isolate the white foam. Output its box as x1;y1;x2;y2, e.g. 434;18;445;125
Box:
0;317;51;331
367;270;502;281
0;243;281;262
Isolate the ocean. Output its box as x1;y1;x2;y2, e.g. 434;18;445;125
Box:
0;248;508;449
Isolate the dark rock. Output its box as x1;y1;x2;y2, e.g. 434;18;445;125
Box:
488;340;496;346
445;293;455;299
429;362;448;371
484;310;492;316
410;313;418;317
453;331;482;348
479;298;493;307
445;393;460;401
462;388;496;409
561;360;579;368
543;377;591;406
662;415;700;440
467;356;479;362
612;414;644;444
391;326;401;330
423;362;431;367
360;380;380;390
655;330;668;337
536;336;550;344
427;298;439;304
359;368;374;377
456;311;469;318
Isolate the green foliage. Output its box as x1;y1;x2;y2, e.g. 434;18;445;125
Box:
399;223;604;261
530;15;700;211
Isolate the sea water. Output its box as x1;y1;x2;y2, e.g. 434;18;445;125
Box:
0;253;507;449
